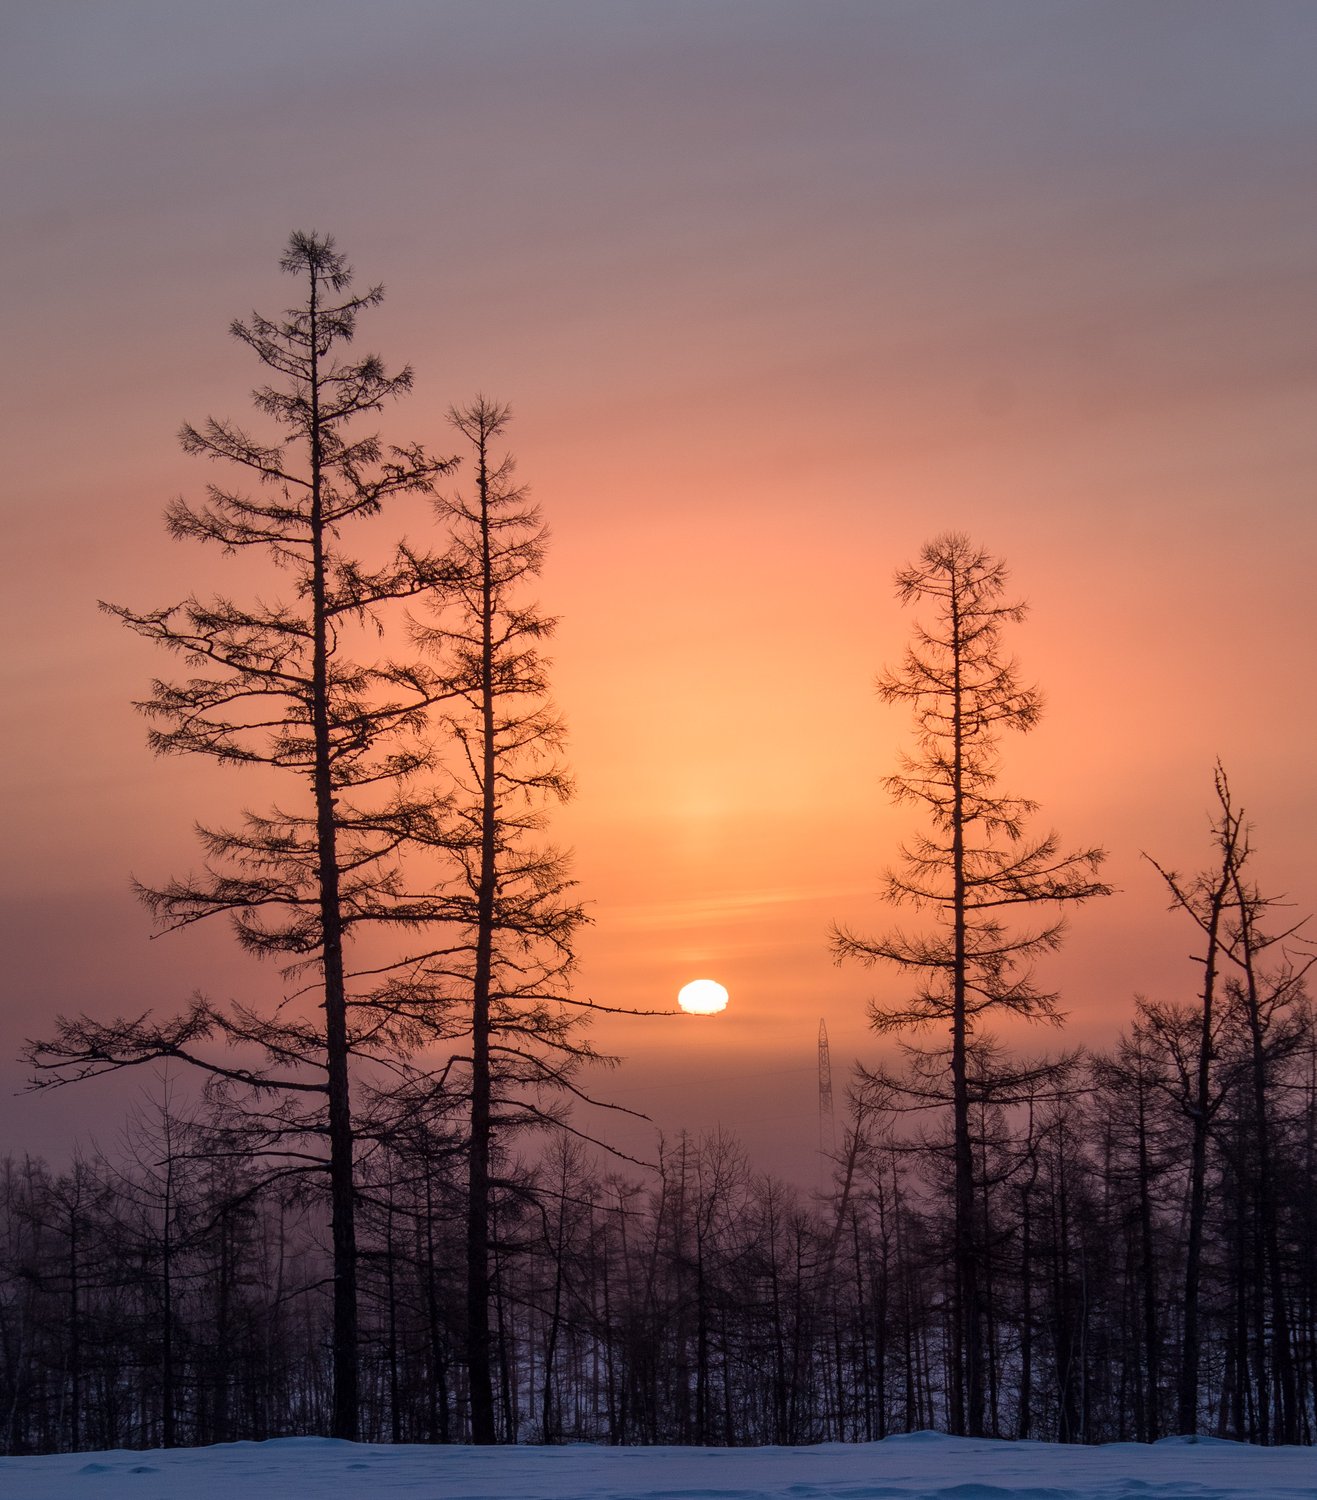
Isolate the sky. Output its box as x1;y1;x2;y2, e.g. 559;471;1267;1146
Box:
4;1432;1316;1499
3;2;1316;1181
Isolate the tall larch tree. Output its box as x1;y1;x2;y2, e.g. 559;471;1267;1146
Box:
27;232;454;1440
831;532;1109;1438
416;398;595;1442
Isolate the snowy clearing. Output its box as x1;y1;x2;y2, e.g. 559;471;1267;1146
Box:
2;1433;1313;1500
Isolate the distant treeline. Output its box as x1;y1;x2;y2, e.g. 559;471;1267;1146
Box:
3;979;1315;1451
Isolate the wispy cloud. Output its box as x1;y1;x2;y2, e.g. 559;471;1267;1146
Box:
598;884;873;933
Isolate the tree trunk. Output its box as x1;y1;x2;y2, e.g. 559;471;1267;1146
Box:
949;579;983;1437
466;427;499;1443
1135;1066;1160;1441
308;271;359;1443
1177;910;1221;1436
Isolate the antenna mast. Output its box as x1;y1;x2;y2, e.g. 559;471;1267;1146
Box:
818;1017;836;1157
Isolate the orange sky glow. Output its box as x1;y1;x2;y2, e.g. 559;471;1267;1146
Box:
3;3;1317;1181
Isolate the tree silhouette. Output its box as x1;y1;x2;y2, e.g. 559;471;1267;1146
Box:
1145;766;1312;1438
414;398;597;1441
832;532;1108;1436
26;232;454;1440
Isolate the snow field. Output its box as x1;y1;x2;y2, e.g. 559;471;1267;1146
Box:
2;1432;1314;1500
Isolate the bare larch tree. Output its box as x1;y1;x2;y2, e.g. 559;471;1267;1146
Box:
415;398;596;1442
27;232;455;1440
832;532;1109;1437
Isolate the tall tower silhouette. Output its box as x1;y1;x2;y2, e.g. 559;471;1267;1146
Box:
818;1017;836;1157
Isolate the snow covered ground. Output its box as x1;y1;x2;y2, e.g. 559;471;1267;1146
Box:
2;1432;1314;1500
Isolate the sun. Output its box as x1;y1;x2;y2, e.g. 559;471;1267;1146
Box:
677;978;729;1015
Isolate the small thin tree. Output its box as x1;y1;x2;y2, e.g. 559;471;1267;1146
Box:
831;532;1108;1436
1145;765;1311;1438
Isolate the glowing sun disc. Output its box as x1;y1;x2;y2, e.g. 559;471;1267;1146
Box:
678;978;729;1015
